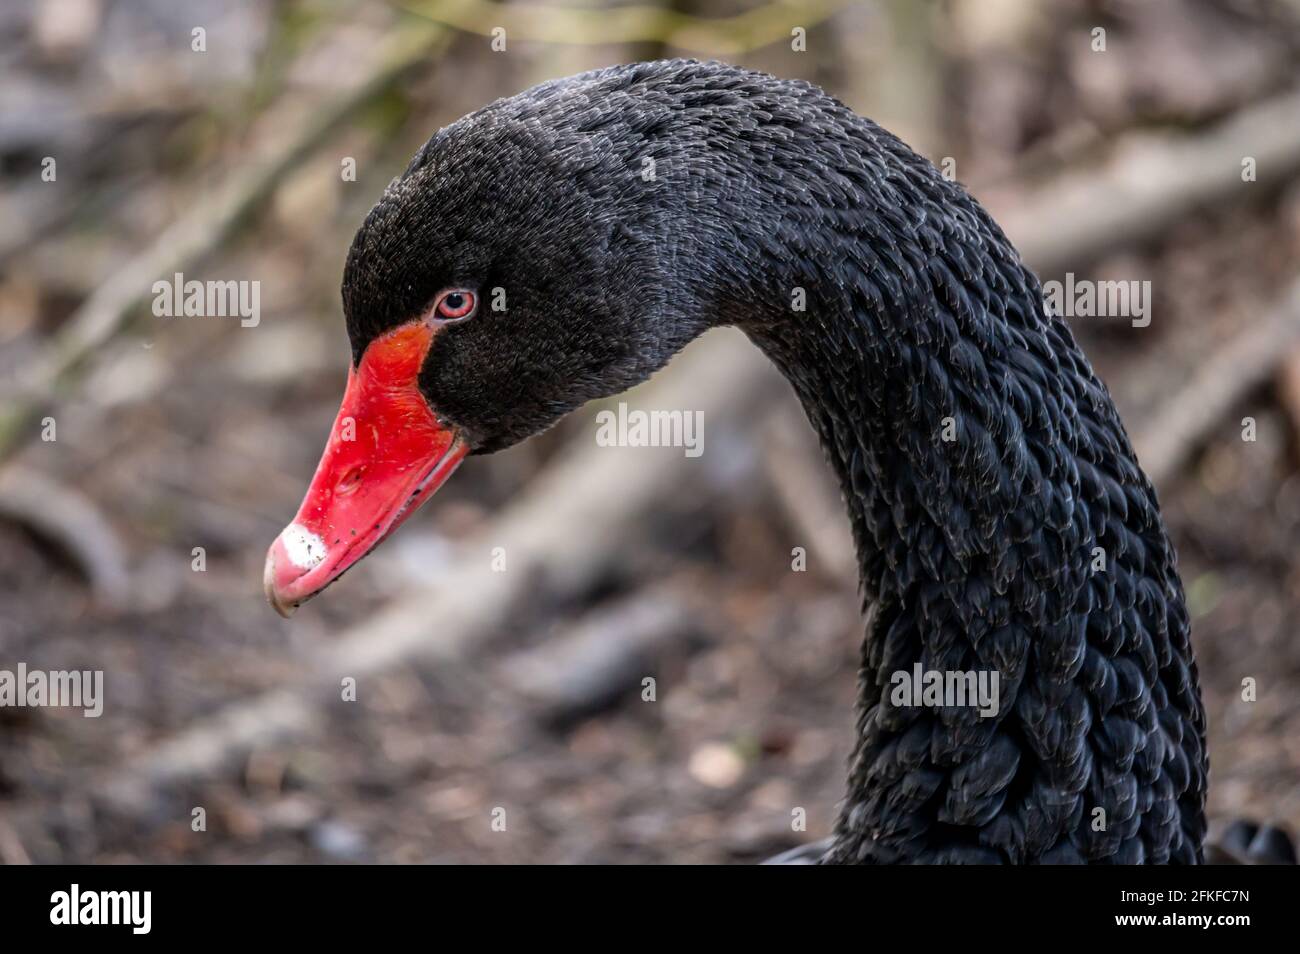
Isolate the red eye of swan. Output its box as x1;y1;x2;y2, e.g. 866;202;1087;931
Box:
435;289;476;321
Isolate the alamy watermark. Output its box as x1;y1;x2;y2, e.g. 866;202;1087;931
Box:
595;401;703;458
152;271;260;327
50;884;150;934
1043;272;1151;328
890;663;1000;718
0;664;103;717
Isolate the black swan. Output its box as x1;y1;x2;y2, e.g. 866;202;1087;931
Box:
263;60;1284;864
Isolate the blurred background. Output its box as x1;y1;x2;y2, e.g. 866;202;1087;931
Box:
1;0;1299;864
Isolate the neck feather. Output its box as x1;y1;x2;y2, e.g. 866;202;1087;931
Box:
724;122;1206;864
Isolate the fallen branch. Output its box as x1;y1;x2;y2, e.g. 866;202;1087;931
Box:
0;20;450;460
498;583;713;728
0;465;130;608
761;408;857;588
1133;278;1300;487
990;85;1300;276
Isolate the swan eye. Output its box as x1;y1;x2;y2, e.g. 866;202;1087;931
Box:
435;289;476;321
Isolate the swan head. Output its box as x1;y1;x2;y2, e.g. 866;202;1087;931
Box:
265;62;729;615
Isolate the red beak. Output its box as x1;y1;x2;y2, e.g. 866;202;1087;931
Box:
264;321;468;617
